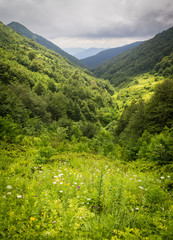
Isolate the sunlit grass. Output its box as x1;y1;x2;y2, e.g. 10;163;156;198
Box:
114;73;164;112
0;140;172;239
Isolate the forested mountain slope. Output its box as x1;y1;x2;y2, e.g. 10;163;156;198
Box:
93;26;173;86
0;21;115;141
7;22;85;68
81;41;143;68
0;21;173;240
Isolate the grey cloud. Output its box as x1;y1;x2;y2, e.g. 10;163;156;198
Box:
0;0;173;41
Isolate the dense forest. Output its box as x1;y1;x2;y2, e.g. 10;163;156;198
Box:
81;41;143;68
7;22;85;68
0;22;173;239
93;26;173;87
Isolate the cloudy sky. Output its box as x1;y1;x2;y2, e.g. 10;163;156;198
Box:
1;0;173;48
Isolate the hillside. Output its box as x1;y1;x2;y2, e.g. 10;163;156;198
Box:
7;22;85;68
81;42;143;68
0;21;115;140
0;21;173;239
93;26;173;86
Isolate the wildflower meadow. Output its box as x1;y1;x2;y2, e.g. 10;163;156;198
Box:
0;139;173;239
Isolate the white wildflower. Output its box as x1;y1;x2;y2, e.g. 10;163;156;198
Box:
53;182;57;184
6;185;12;189
59;190;63;193
58;174;64;177
161;176;164;179
17;195;22;198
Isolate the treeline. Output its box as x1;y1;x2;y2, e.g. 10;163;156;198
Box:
93;26;173;86
155;52;173;77
114;79;173;164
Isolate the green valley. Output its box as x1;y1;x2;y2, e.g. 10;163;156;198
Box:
0;21;173;239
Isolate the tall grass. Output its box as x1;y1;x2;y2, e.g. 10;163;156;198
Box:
0;140;173;239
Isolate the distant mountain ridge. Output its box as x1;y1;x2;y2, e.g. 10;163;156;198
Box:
81;42;143;68
7;22;85;68
63;48;86;56
74;48;106;59
93;26;173;86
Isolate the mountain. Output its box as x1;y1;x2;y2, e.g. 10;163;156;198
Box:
63;47;86;56
0;23;173;240
93;26;173;86
7;21;85;68
0;21;114;135
81;42;143;68
74;47;106;59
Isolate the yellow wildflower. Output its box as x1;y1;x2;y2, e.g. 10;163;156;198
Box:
30;217;35;221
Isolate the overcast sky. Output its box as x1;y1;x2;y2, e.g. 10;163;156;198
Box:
1;0;173;48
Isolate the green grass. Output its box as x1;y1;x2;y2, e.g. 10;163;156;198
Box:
114;73;164;113
0;139;173;239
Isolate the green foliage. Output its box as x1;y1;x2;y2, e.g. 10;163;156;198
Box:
0;22;115;144
155;52;173;77
0;142;172;239
7;21;85;68
145;79;173;133
81;41;143;68
138;127;173;165
115;79;173;163
0;115;19;142
1;21;173;239
93;26;173;86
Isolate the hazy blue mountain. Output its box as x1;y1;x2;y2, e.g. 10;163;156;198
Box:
81;42;143;68
7;22;85;68
74;48;106;59
63;48;86;56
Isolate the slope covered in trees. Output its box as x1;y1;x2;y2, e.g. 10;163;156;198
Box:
0;22;115;143
0;20;173;164
114;79;173;163
0;21;173;239
7;22;85;68
81;42;143;68
93;26;173;86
